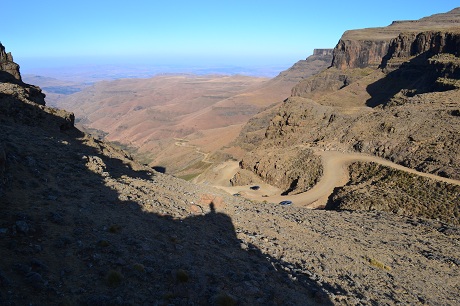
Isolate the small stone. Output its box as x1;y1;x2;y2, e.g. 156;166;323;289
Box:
50;212;65;225
26;272;46;289
30;258;48;272
31;244;42;253
15;221;29;234
47;195;58;201
14;263;31;275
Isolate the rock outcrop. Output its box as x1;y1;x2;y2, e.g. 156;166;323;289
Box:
239;147;323;195
381;31;460;70
0;43;73;130
332;8;460;70
313;48;333;56
0;42;21;81
233;49;334;153
333;38;389;69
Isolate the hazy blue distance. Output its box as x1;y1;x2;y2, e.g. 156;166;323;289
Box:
3;1;457;78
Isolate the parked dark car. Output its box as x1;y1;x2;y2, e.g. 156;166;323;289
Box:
279;200;293;206
250;186;260;190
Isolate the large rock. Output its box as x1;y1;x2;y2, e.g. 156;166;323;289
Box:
0;43;21;81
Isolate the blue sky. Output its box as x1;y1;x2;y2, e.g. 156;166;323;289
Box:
2;1;458;72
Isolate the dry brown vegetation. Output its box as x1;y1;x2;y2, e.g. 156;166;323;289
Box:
327;162;460;225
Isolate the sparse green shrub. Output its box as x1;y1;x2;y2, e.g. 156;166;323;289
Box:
97;240;110;247
106;269;123;287
133;263;145;273
212;292;237;306
176;269;189;283
328;162;460;225
367;257;391;271
108;224;122;233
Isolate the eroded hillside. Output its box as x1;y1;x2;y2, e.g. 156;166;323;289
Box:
235;8;460;224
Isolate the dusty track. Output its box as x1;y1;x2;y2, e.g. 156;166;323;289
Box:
174;138;213;163
214;149;460;208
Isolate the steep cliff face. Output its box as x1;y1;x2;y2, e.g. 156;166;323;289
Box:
331;8;460;70
0;43;21;81
382;31;460;70
293;9;460;100
332;38;390;69
332;31;458;70
313;49;333;56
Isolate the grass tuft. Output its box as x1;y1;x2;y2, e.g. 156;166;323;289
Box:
133;263;145;273
108;224;122;233
106;269;123;287
212;293;237;306
176;269;189;283
368;257;391;271
97;240;110;247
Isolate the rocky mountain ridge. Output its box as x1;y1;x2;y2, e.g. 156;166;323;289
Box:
236;8;460;224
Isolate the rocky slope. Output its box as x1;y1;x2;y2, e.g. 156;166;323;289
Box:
232;49;333;153
236;8;460;223
2;43;460;305
326;162;460;225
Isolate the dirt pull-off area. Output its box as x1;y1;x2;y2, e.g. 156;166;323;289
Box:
219;148;460;210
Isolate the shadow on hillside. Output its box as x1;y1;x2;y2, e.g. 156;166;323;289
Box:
0;71;20;83
0;93;339;305
366;51;446;107
152;166;166;173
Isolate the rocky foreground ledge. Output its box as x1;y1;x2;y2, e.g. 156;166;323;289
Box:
1;111;459;305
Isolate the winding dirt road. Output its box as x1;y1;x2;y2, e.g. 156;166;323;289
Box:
174;138;213;164
214;149;460;208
